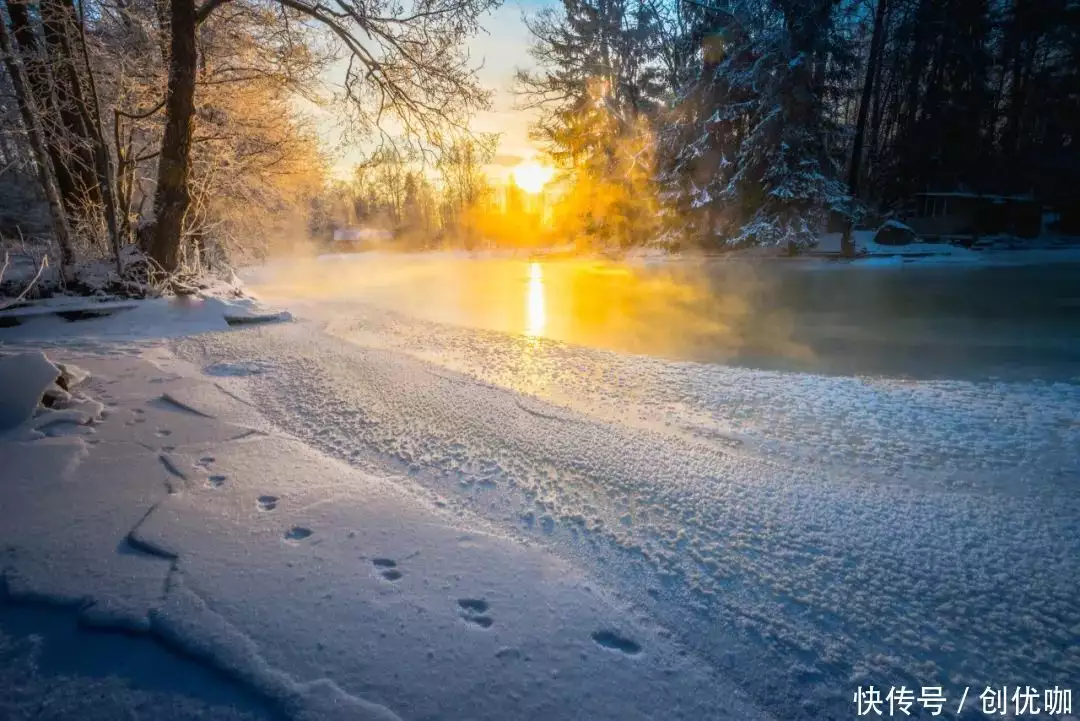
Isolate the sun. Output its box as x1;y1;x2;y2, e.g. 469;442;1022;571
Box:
512;161;555;195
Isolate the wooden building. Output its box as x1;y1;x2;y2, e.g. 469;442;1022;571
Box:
906;192;1041;240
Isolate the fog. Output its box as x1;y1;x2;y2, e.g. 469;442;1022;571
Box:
243;252;815;362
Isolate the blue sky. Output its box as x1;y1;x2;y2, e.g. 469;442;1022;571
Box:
469;0;545;169
315;0;549;180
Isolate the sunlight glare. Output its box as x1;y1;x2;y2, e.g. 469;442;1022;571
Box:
512;162;555;195
525;262;546;338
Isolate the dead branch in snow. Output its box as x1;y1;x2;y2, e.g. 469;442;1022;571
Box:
0;251;50;310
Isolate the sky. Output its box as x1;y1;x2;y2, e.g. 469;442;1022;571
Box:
313;0;549;182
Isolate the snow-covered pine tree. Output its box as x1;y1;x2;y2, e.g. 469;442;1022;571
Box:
659;4;758;243
663;0;852;250
519;0;666;247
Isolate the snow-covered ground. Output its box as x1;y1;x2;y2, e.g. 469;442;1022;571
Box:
2;260;1078;720
0;298;767;720
814;230;1080;266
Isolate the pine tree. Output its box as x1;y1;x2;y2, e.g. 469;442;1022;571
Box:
519;0;665;247
659;6;758;242
664;0;851;249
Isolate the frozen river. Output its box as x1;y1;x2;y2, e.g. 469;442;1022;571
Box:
166;252;1080;719
1;252;1076;719
246;253;1080;380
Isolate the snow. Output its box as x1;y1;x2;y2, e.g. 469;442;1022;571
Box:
167;300;1077;719
815;230;972;258
0;606;274;720
0;352;60;430
0;345;768;720
333;228;393;243
2;258;1078;720
813;229;1080;266
0;298;141;320
0;293;291;344
878;218;915;232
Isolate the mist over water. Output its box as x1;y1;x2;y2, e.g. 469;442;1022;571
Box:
246;252;1080;380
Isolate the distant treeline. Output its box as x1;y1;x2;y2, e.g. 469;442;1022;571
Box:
518;0;1080;249
0;0;495;284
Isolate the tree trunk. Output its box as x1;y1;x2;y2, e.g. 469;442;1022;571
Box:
115;113;136;247
5;0;88;216
1003;16;1039;175
63;0;124;269
41;0;103;207
149;0;197;273
866;29;888;197
901;0;933;154
847;0;887;199
841;0;887;257
0;8;75;281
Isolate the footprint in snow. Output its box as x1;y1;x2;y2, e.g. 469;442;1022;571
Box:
257;495;278;511
495;647;522;660
591;630;641;656
458;598;488;613
284;527;313;542
372;558;402;581
458;598;493;628
207;474;227;488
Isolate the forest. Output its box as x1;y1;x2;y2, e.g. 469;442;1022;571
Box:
516;0;1080;249
1;0;1078;289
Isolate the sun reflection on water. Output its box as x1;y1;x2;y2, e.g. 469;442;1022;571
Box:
250;254;809;366
526;262;546;338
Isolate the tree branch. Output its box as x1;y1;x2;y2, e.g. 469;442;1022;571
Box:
116;97;167;119
0;252;50;311
196;0;233;25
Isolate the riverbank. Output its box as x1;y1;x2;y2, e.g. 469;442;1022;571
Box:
0;327;766;720
3;255;1078;721
6;231;1080;314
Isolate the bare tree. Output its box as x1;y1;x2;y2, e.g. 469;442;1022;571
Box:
841;0;888;255
149;0;500;272
439;135;496;208
437;133;494;245
0;3;75;280
147;0;196;272
846;0;887;200
5;0;100;219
